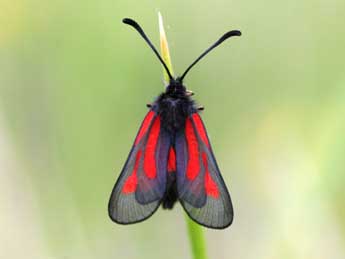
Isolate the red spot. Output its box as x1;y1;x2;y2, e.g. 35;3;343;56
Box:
192;113;210;148
167;147;176;173
135;111;155;145
122;150;141;194
143;116;161;179
202;152;219;198
186;118;200;180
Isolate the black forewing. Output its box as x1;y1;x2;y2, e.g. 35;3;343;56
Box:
108;110;170;224
176;113;233;229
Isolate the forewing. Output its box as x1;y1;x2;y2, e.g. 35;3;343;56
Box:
108;111;170;224
176;113;233;229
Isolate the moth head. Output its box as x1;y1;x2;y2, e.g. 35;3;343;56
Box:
165;78;186;96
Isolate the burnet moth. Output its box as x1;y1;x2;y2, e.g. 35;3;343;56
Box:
108;18;241;229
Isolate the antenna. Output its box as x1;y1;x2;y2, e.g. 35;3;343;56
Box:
180;30;241;81
123;18;173;81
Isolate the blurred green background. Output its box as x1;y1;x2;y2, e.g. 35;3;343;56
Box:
1;0;345;258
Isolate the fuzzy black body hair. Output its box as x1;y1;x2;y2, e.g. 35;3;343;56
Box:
151;79;197;134
156;92;196;133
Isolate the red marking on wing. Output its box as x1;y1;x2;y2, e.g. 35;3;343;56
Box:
143;116;161;179
167;147;176;173
135;111;155;145
186;118;200;180
202;152;219;198
122;150;142;194
192;113;210;148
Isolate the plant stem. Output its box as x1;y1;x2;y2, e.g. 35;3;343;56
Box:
186;216;208;259
158;12;174;84
158;12;208;259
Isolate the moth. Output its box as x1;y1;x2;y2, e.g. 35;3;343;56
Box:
108;18;241;229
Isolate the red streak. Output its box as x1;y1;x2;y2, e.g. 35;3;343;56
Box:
202;152;219;198
167;147;176;173
192;113;210;148
122;150;141;194
186;118;200;180
143;116;161;179
135;111;155;145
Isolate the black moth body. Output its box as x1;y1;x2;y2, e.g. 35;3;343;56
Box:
154;79;196;209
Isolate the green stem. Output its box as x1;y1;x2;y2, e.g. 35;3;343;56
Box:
158;12;208;259
186;216;208;259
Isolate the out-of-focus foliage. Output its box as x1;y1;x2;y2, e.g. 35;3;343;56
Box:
1;0;345;258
